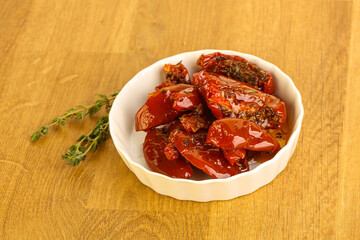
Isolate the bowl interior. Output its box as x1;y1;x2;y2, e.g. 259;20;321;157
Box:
109;50;303;181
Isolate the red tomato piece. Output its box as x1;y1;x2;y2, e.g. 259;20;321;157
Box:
155;81;176;91
155;62;191;90
170;87;203;112
135;84;193;131
143;128;193;178
237;158;250;173
179;112;212;132
247;151;278;163
206;118;280;153
222;149;247;165
166;119;184;132
164;143;180;161
197;52;274;94
193;71;286;129
164;62;191;84
169;129;245;178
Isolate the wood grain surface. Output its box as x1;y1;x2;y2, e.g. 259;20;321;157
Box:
1;0;359;239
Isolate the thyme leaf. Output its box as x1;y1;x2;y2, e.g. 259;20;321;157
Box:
62;115;110;166
31;91;119;142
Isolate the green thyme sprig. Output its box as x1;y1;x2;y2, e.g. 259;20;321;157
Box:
31;90;119;165
31;92;119;142
62;115;110;166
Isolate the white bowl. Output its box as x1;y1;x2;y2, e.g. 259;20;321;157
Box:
109;49;304;202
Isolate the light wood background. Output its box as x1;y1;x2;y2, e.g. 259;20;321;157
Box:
1;0;359;239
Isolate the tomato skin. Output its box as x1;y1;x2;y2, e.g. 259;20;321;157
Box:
222;149;247;165
193;71;286;129
169;129;244;178
155;81;176;91
170;87;203;112
263;72;274;94
135;84;195;131
164;143;180;161
197;52;274;94
155;62;191;90
143;128;193;178
206;118;280;153
167;119;184;132
179;112;212;132
163;62;191;84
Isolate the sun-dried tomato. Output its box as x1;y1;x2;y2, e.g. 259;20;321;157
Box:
135;84;202;131
143;128;193;178
207;118;280;153
193;71;286;129
197;52;274;94
169;129;246;178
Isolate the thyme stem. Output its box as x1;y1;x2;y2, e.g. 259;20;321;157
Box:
31;92;118;142
62;115;110;166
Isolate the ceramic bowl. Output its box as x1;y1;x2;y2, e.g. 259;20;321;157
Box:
109;49;304;202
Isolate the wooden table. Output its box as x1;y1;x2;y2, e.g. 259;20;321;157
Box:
1;0;359;239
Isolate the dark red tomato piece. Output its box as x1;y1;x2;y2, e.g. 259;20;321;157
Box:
222;149;249;172
164;62;191;84
155;81;176;91
179;112;212;132
247;151;278;163
166;119;184;133
170;86;203;112
169;129;244;179
155;62;191;91
165;119;184;132
222;149;246;165
206;118;280;153
164;143;180;161
193;71;286;129
143;129;193;178
135;84;193;131
197;52;274;94
238;158;250;173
